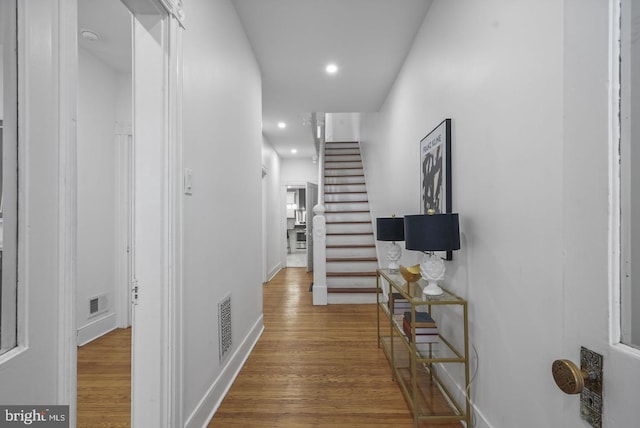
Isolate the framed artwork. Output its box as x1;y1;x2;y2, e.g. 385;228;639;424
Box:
420;118;452;260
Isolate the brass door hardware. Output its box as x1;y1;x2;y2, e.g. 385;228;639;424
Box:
551;347;603;428
552;359;588;394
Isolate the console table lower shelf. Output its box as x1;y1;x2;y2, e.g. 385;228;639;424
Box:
379;336;467;426
376;268;470;427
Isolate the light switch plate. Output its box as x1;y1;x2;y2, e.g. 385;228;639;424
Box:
580;346;603;428
184;168;193;195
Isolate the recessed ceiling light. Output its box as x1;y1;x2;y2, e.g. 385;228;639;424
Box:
291;149;297;154
277;122;287;129
325;63;338;74
80;29;99;42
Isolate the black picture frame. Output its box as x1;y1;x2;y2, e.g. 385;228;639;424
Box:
419;118;452;260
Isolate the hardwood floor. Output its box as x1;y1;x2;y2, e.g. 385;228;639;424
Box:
77;327;131;427
77;267;460;427
209;268;461;427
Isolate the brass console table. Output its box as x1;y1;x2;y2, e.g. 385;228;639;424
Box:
376;269;470;427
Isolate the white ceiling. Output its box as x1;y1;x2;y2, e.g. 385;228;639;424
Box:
78;0;132;74
78;0;432;159
232;0;432;158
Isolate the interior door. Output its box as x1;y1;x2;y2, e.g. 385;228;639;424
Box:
560;1;640;426
306;182;318;272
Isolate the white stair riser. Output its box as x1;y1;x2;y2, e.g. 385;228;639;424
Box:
325;184;367;193
325;202;370;212
326;247;377;258
327;261;378;272
328;294;377;304
325;149;360;160
325;176;365;185
325;168;364;176
325;161;362;169
326;234;375;246
325;155;361;162
325;193;368;203
326;223;372;234
326;277;377;287
325;212;371;223
325;143;358;149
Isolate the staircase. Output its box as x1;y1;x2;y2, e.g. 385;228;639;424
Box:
323;141;378;304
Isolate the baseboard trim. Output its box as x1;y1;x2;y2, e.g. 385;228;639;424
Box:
185;314;265;428
267;264;282;282
77;312;117;346
436;363;493;428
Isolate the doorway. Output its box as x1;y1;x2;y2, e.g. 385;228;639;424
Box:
285;182;318;271
76;0;133;422
285;185;307;267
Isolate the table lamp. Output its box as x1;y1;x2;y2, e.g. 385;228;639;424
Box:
376;216;405;273
404;212;460;296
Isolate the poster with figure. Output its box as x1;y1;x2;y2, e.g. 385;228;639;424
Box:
420;118;452;259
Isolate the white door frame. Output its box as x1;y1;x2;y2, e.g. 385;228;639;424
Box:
115;129;133;329
56;0;183;426
125;0;184;426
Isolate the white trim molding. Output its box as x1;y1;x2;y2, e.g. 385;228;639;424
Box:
57;0;79;425
184;316;264;428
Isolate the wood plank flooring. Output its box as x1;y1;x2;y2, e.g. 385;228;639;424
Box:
77;267;461;427
209;268;461;427
77;327;131;427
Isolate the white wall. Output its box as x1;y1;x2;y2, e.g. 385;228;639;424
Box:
325;112;360;142
181;0;264;425
0;44;4;121
280;157;317;185
262;137;283;281
76;48;131;344
361;1;565;426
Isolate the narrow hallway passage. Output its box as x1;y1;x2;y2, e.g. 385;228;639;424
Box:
210;268;461;427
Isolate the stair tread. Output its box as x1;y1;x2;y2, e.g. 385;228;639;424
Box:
326;221;370;224
325;167;364;170
325;183;366;186
325;174;365;177
327;257;377;262
326;244;375;248
326;232;373;236
325;191;367;194
325;200;368;203
327;271;377;277
325;210;370;214
327;288;380;294
325;154;361;157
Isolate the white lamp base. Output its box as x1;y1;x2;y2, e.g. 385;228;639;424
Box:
387;242;402;273
420;253;446;296
422;280;444;296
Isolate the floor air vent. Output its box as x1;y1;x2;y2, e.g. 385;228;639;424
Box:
218;293;232;362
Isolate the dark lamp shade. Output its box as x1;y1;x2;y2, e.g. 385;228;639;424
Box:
376;217;405;242
404;213;460;251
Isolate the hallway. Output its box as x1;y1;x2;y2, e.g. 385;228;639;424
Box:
209;267;460;427
76;267;461;427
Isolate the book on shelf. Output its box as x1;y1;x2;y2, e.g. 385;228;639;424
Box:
389;292;412;314
402;322;439;343
402;318;438;335
403;311;436;327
